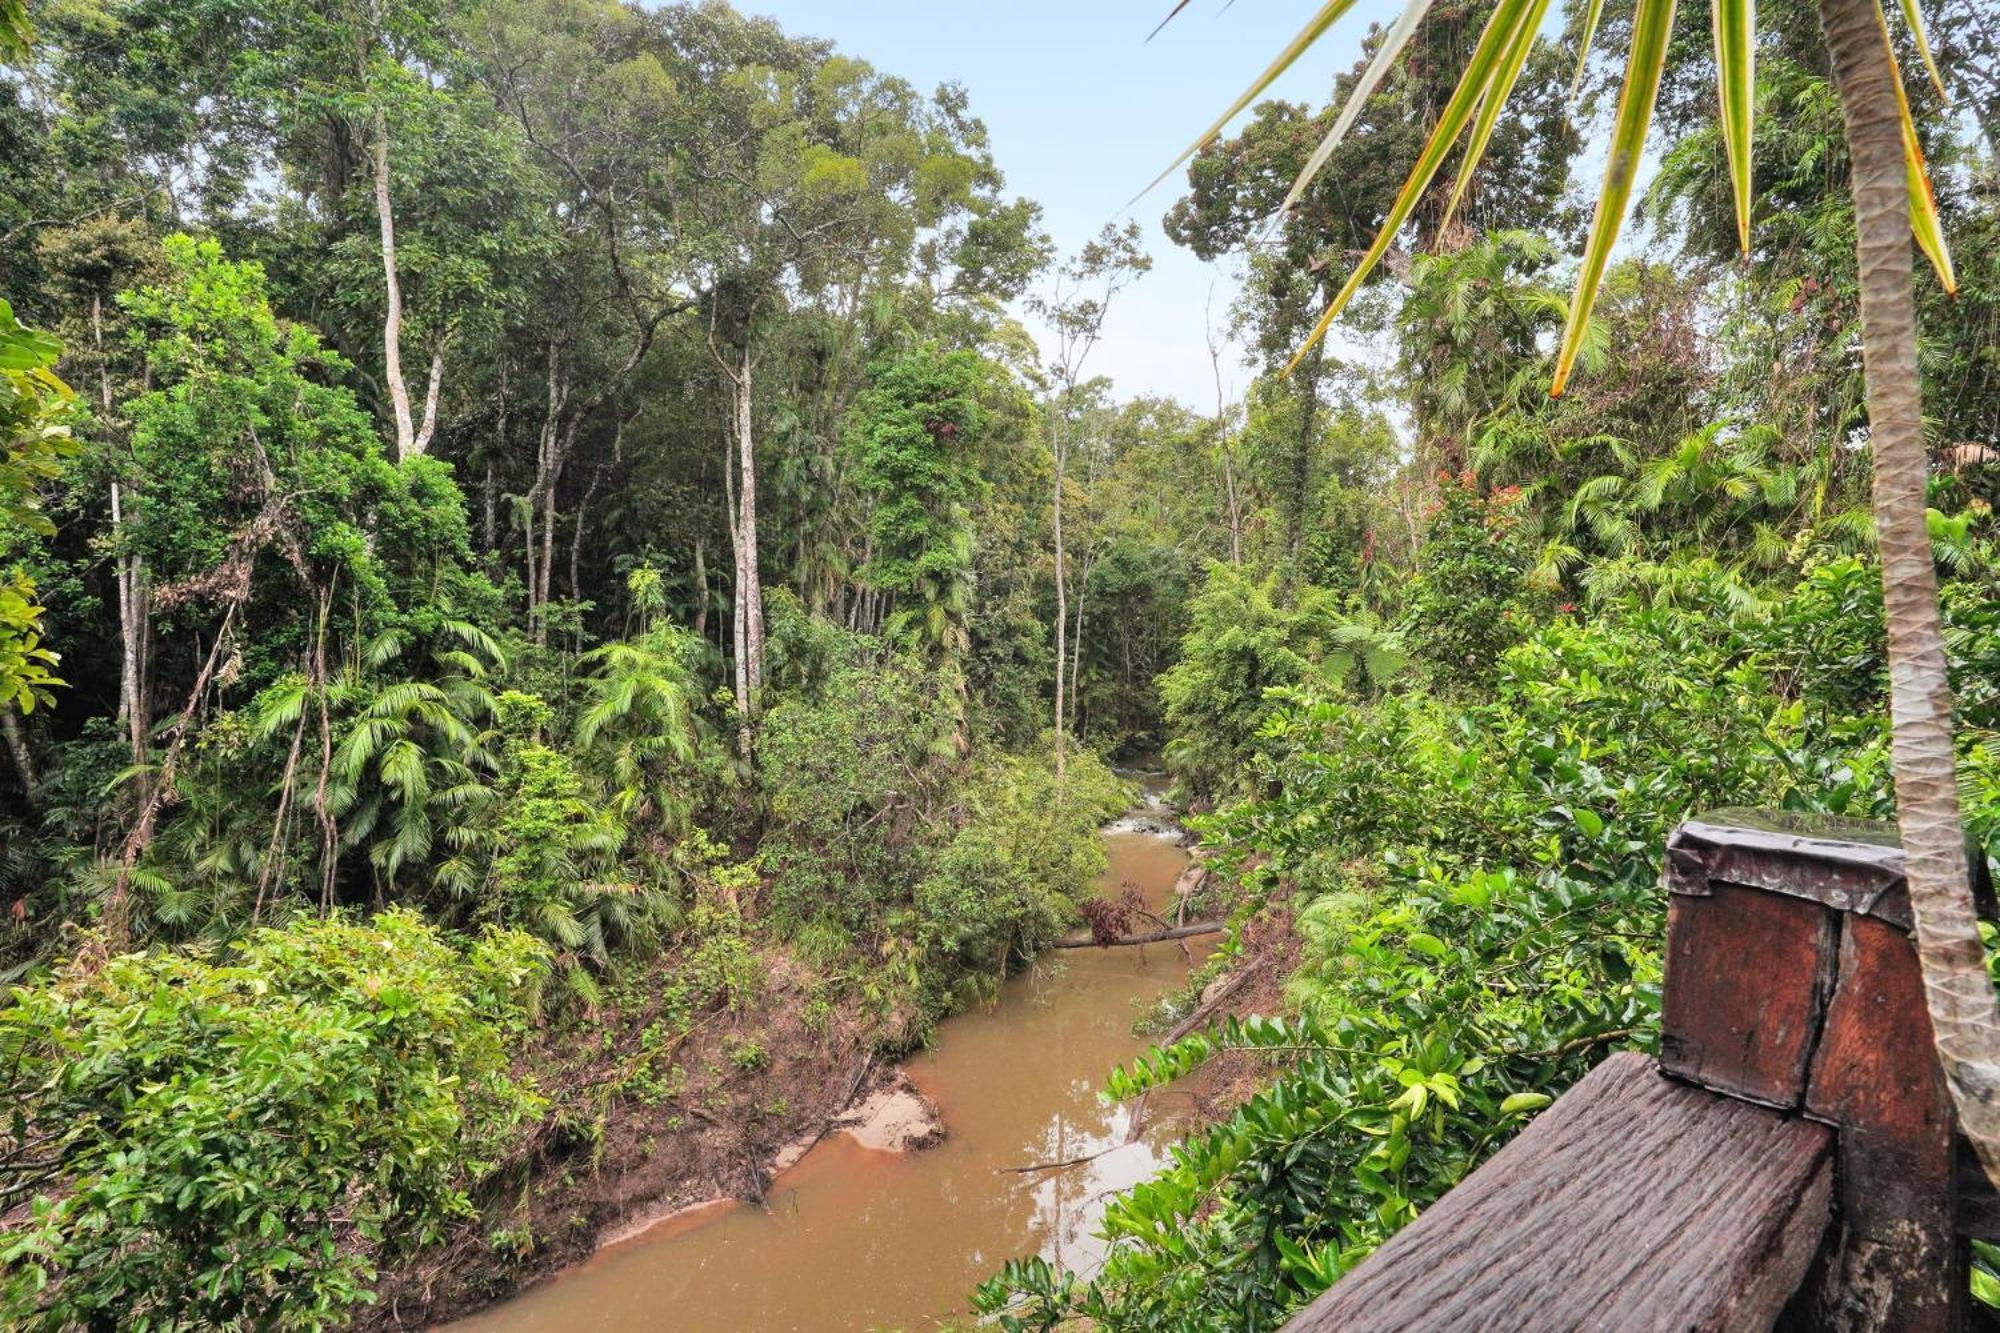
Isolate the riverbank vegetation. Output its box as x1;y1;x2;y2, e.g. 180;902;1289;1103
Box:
0;1;1152;1321
973;0;2000;1326
2;0;1998;1326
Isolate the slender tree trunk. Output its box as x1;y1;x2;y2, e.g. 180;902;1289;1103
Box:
1821;0;2000;1184
372;107;416;461
412;340;446;456
529;346;568;640
94;292;150;778
1222;444;1243;566
254;710;308;924
487;363;508;561
724;410;751;758
1051;413;1068;782
106;602;238;949
1;704;36;803
312;587;338;913
1069;545;1096;738
1209;320;1243;565
537;423;573;628
483;460;497;555
734;351;764;722
692;533;708;641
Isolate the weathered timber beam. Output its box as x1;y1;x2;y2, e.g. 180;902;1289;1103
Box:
1282;1052;1833;1333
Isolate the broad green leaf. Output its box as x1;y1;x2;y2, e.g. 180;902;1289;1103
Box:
1499;1092;1553;1115
1405;931;1450;959
1711;0;1755;253
1550;0;1678;396
1440;0;1553;232
1285;0;1544;374
1265;0;1438;240
1139;0;1365;204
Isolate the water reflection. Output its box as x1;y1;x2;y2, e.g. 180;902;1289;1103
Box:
455;826;1201;1333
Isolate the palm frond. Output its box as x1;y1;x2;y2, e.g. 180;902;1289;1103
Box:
1284;0;1544;374
1552;0;1678;394
1140;0;1366;203
1266;0;1438;236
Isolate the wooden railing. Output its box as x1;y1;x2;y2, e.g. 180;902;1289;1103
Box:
1282;809;1995;1332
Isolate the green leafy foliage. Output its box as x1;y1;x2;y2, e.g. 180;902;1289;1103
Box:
982;551;2000;1329
1159;563;1403;798
850;342;989;659
0;911;547;1329
1399;471;1542;694
0;300;73;711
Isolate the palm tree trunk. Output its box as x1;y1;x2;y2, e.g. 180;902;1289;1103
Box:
1820;0;2000;1183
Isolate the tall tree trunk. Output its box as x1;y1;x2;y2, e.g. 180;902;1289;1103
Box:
692;532;708;641
372;107;416;461
487;363;508;561
528;345;569;642
1222;443;1243;567
1051;412;1068;783
724;408;750;759
537;423;574;632
1821;0;2000;1183
1208;317;1242;565
734;351;764;730
94;292;150;780
1069;544;1097;738
412;340;446;456
1;704;36;804
483;460;497;556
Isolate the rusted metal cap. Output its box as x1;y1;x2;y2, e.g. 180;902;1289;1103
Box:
1665;806;1995;930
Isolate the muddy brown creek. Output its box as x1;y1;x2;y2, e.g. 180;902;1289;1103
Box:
452;797;1207;1332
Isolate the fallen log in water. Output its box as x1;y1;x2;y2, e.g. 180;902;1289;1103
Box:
1049;920;1224;949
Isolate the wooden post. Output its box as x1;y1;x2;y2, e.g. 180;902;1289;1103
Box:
1661;809;1985;1332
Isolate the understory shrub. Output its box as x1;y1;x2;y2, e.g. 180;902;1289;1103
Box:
0;911;548;1330
980;558;1998;1331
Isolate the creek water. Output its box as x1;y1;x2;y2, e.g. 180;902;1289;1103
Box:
454;794;1204;1332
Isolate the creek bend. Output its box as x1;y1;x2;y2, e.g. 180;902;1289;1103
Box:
452;792;1206;1332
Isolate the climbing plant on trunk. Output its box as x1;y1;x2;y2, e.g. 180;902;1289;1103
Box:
1155;0;2000;1182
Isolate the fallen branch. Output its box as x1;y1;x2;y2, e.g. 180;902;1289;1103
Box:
997;1142;1129;1175
1123;958;1261;1145
1049;920;1224;950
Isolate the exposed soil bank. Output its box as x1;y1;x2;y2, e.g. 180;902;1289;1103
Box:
445;813;1205;1333
366;950;888;1328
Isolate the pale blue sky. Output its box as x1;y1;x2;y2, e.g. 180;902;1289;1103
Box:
745;0;1405;407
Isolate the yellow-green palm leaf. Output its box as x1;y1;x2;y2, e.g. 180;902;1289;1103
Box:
1162;0;1960;393
1139;0;1366;204
1713;0;1756;253
1441;0;1553;232
1281;0;1548;375
1554;0;1677;393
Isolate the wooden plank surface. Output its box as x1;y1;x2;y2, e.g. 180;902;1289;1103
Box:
1283;1053;1833;1333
